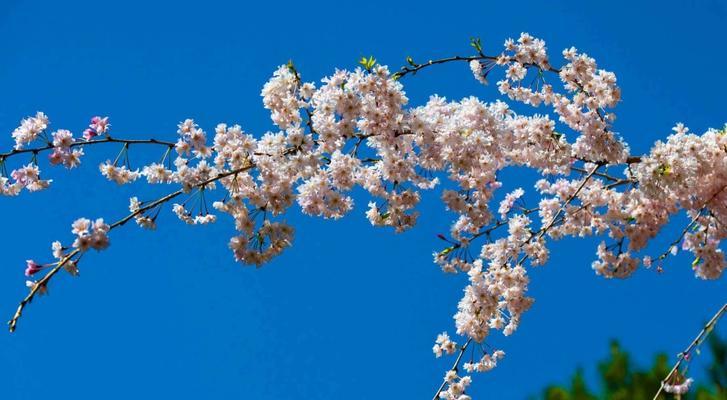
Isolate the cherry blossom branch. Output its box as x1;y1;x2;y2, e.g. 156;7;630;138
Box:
473;208;539;240
0;136;175;161
7;249;81;332
656;210;705;264
7;160;257;332
3;33;725;400
571;165;629;183
654;185;727;265
432;338;473;400
392;54;561;80
652;302;727;400
394;55;492;79
575;155;642;165
538;163;601;240
392;50;644;168
440;165;602;270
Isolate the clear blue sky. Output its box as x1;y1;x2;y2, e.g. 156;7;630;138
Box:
1;1;725;399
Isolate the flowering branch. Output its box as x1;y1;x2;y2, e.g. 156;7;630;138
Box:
653;303;727;399
432;338;473;400
391;39;562;81
539;163;601;239
7;249;81;332
3;33;726;399
0;136;175;160
394;55;495;79
8;160;257;332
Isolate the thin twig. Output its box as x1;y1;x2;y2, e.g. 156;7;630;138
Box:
393;54;560;80
654;185;727;263
652;303;727;400
537;164;601;240
7;160;258;332
571;165;626;183
7;249;80;332
0;136;175;161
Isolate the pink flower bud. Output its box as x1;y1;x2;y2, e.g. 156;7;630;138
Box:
83;128;97;141
24;260;43;276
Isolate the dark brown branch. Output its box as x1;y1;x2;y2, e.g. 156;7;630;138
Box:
393;54;561;80
0;136;175;161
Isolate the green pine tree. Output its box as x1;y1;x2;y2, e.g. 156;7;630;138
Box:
537;333;726;400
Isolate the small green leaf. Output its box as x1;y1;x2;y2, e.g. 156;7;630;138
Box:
286;59;297;75
406;56;416;66
692;257;701;267
359;55;377;72
656;163;672;176
470;37;483;53
438;246;455;257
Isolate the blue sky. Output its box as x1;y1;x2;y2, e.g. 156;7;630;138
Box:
0;0;725;399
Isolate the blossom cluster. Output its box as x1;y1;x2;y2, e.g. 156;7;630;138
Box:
432;332;457;358
2;115;97;195
71;218;110;252
663;377;694;395
11;112;48;150
49;130;83;168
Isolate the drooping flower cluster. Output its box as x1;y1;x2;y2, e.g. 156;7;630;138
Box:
1;115;113;195
469;59;489;85
176;118;212;158
7;164;51;193
129;197;157;229
71;218;110;252
226;221;294;266
100;161;141;184
455;260;533;342
663;377;694;395
463;349;505;373
439;371;473;400
261;64;304;130
49;130;83;168
11;112;48;150
432;332;458;358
